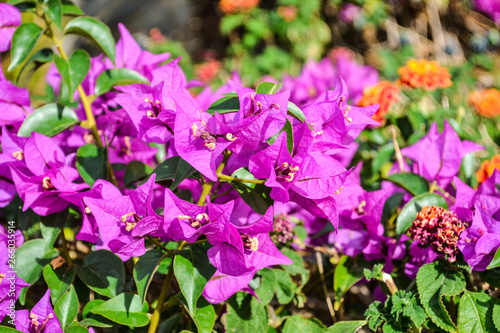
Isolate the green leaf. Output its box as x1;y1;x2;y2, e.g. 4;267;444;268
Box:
145;156;196;190
283;118;294;154
487;247;500;269
91;293;149;327
61;0;83;15
64;324;89;333
43;264;75;304
64;16;116;63
76;144;108;186
458;291;500;333
372;143;395;175
17;103;79;137
417;262;466;332
16;48;54;83
174;244;216;315
282;315;326;333
254;268;276;305
256;81;281;94
224;292;268;333
493;303;500;332
287;101;313;129
177;295;216;333
123;160;153;187
8;23;43;71
280;247;309;287
385;173;430;196
325;320;367;333
54;50;90;102
133;249;164;304
254;268;295;305
0;327;23;332
43;0;62;29
95;68;149;96
231;167;259;188
54;285;79;329
220;14;244;34
15;239;59;289
396;193;448;235
40;211;66;247
365;301;386;331
76;250;125;298
206;96;240;115
80;300;114;328
334;256;369;311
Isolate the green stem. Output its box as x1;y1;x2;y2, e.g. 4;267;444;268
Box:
148;260;175;333
60;229;73;269
217;173;266;184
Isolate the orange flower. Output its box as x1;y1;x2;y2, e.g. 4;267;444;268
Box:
277;5;297;22
358;81;400;124
398;59;452;90
469;88;500;118
476;154;500;183
194;59;222;83
219;0;259;14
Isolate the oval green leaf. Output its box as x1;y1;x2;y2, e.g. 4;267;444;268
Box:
64;16;116;63
133;249;164;304
90;293;150;327
75;250;125;298
207;96;240;115
54;285;79;329
76;144;108;186
8;23;43;71
17;103;79;137
43;0;62;29
396;192;448;235
43;264;75;304
385;173;430;196
95;68;149;96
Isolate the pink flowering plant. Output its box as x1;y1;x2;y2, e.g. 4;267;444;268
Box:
1;1;500;333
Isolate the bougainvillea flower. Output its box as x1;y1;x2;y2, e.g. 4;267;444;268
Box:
207;206;292;276
203;269;257;304
0;3;21;52
333;55;379;103
112;23;170;77
339;189;391;236
83;175;161;260
401;121;484;188
207;81;289;153
15;290;62;333
357;81;400;124
330;228;368;257
60;180;122;243
107;135;158;166
115;82;175;143
459;205;500;271
0;224;24;248
363;235;407;273
476;154;500;183
453;175;500;219
338;3;361;23
0;243;30;322
474;0;500;24
404;242;441;279
9;133;88;215
173;93;233;181
283;58;336;106
398;59;452;90
0;73;32;126
469;88;500;118
304;81;379;150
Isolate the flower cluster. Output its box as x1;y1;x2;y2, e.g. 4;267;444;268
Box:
219;0;260;14
358;81;400;124
409;206;467;263
469;88;500;118
476;154;500;183
398;59;452;90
